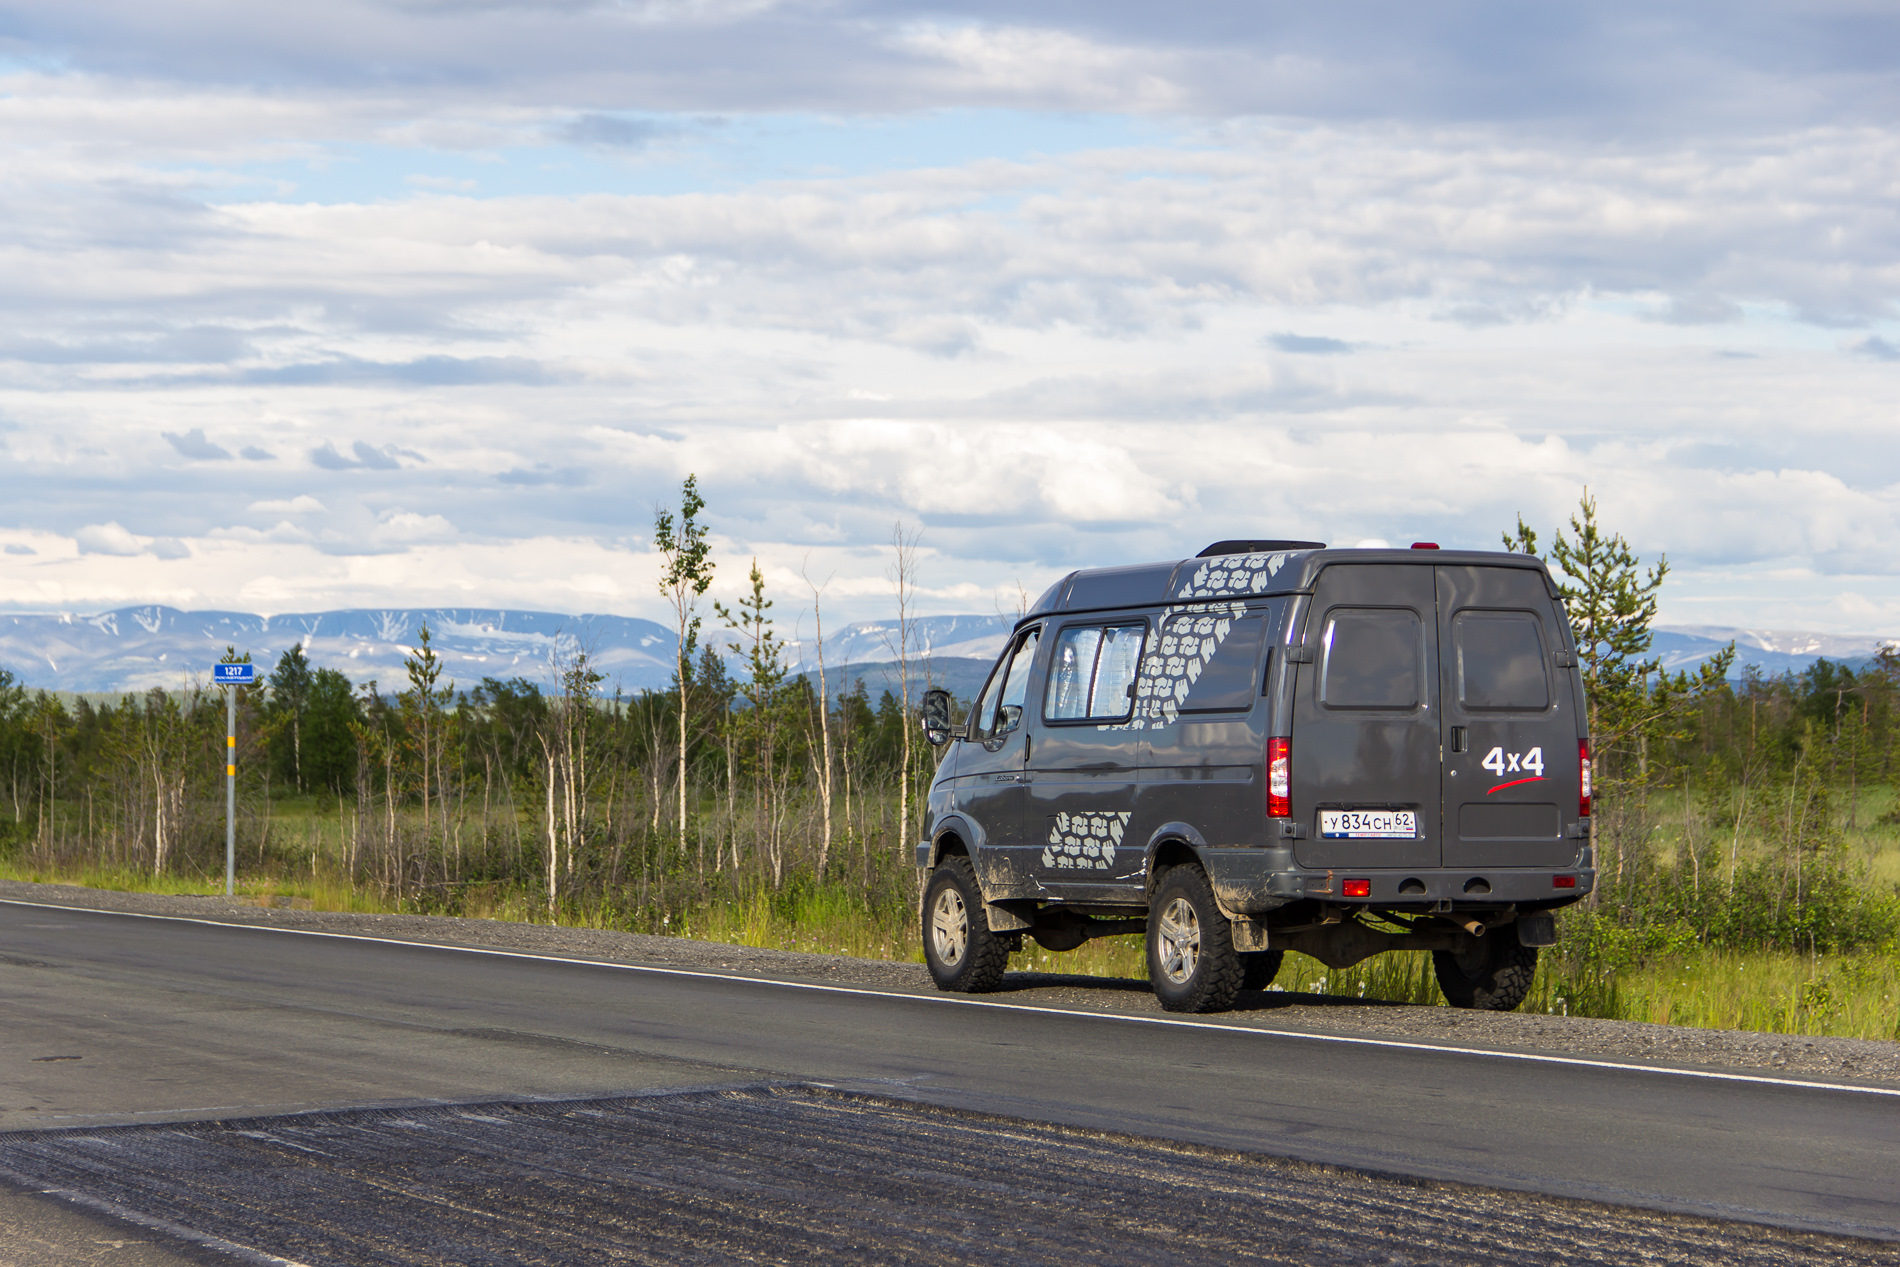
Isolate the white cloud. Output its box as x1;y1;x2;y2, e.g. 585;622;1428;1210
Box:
1;7;1897;637
73;522;147;556
247;495;327;513
374;510;458;543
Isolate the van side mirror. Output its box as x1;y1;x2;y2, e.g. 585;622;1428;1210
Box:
920;687;959;746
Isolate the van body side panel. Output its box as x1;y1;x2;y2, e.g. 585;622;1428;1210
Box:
1139;716;1261;850
1137;600;1276;879
1024;616;1149;901
1436;565;1584;870
1290;565;1442;871
952;628;1041;899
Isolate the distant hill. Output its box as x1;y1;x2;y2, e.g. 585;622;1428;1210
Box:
0;606;1886;696
1651;626;1896;679
0;606;1013;696
0;607;679;695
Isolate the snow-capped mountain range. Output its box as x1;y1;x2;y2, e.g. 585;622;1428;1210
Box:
0;607;1889;696
0;607;1016;696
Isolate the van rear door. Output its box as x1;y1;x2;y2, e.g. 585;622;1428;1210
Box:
1436;565;1579;870
1289;565;1440;872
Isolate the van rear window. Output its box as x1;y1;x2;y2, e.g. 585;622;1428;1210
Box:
1455;612;1550;710
1166;613;1266;713
1319;608;1422;710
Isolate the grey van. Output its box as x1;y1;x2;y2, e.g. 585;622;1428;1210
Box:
916;540;1594;1014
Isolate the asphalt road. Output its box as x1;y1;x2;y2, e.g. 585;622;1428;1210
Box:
3;900;1898;1253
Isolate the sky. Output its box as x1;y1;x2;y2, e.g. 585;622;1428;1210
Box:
1;1;1897;635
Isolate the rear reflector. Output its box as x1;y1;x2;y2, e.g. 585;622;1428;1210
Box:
1410;542;1440;550
1267;737;1291;818
1579;739;1592;818
1343;879;1371;898
1554;875;1577;889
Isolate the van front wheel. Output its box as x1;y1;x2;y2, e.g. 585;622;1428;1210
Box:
1147;866;1243;1013
923;856;1009;993
1432;924;1537;1011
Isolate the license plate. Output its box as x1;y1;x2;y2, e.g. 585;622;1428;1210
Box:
1319;809;1418;839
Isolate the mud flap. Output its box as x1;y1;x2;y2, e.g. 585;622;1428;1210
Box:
986;901;1033;932
1231;920;1271;953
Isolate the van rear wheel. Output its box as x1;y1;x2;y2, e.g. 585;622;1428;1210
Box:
923;856;1009;993
1241;949;1284;992
1147;866;1243;1013
1433;924;1537;1011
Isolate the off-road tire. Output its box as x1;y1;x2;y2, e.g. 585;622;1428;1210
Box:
922;856;1010;993
1432;924;1538;1011
1240;948;1285;992
1146;865;1243;1013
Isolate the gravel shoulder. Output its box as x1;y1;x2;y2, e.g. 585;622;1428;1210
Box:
6;878;1897;1088
3;1086;1892;1267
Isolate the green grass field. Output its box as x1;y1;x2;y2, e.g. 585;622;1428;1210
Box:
5;780;1896;1041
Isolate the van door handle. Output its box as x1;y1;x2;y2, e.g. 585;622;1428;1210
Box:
1450;726;1468;754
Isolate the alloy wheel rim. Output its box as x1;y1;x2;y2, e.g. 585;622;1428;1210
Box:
1158;896;1201;984
931;887;968;966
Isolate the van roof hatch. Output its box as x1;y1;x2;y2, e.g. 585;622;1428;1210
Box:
1197;539;1328;558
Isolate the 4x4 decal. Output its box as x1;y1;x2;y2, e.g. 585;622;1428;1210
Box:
1482;745;1549;794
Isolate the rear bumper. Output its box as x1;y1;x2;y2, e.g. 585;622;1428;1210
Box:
1203;845;1595;916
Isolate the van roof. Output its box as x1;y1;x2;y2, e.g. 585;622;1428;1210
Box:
1023;547;1556;623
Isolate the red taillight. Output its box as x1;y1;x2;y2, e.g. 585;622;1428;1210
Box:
1267;737;1290;818
1553;874;1577;889
1579;739;1592;818
1343;878;1371;898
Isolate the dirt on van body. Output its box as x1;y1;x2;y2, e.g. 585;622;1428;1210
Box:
5;878;1896;1089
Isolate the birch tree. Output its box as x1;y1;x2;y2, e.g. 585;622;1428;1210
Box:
802;566;835;873
885;522;922;859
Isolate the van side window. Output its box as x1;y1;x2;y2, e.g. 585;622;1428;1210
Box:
1165;612;1266;713
1455;612;1550;710
977;628;1042;739
1319;608;1422;710
1045;623;1143;721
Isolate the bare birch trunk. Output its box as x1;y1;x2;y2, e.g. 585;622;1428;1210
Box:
543;739;560;921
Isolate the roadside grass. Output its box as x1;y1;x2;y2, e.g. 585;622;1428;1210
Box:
8;846;1898;1042
1595;949;1900;1040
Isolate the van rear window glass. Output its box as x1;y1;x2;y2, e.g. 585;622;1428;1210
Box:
1165;613;1266;713
1046;623;1144;721
1319;609;1421;710
1456;613;1549;710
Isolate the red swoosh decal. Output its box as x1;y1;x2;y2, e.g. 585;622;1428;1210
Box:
1486;776;1550;794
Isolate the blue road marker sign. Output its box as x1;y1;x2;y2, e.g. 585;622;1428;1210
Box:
213;663;257;685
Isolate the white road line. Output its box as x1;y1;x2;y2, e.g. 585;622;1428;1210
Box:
7;897;1899;1100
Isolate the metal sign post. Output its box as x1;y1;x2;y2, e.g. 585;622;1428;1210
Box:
212;663;256;897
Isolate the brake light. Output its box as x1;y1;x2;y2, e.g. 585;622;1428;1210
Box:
1267;737;1291;817
1410;542;1440;550
1579;739;1592;818
1343;878;1371;898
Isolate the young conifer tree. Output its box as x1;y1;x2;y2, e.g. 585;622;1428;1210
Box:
716;558;789;874
654;475;714;852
